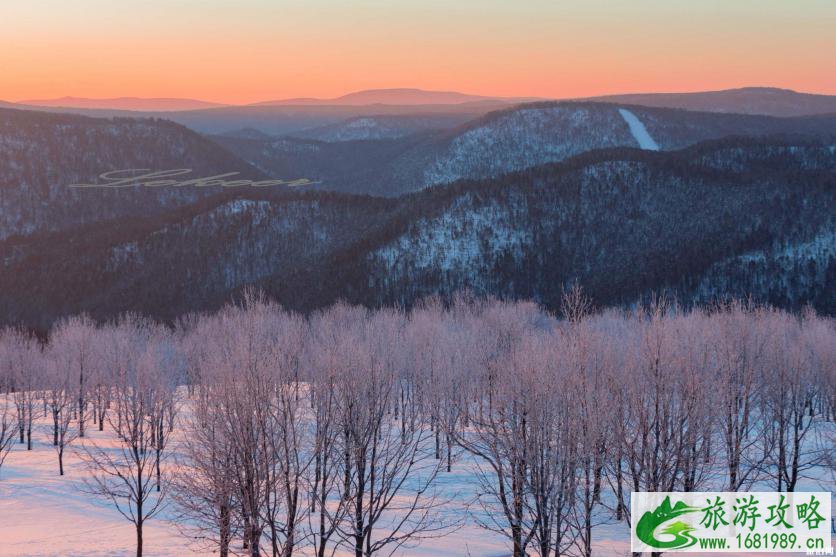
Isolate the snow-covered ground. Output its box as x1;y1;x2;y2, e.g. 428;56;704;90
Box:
0;424;181;557
0;403;519;556
1;405;832;556
0;405;607;557
618;108;660;151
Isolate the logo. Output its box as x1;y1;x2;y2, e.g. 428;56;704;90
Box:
636;496;700;549
69;168;317;189
631;492;832;553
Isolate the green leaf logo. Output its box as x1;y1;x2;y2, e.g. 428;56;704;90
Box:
636;496;700;549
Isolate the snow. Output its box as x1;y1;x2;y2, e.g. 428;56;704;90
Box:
423;106;635;187
1;393;832;556
618;108;660;151
0;394;632;557
374;194;531;276
0;423;180;557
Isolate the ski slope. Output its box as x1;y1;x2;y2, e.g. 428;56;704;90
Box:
618;108;660;150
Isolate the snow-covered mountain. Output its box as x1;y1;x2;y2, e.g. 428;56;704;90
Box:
218;101;836;196
2;137;833;328
0;108;265;240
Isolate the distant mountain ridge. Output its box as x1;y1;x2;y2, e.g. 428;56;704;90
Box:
11;88;540;113
17;96;228;112
7;87;836;138
250;88;544;106
589;87;836;117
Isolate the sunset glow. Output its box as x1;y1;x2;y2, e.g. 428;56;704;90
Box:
2;0;835;104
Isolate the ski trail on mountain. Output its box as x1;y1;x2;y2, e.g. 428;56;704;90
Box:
618;108;660;151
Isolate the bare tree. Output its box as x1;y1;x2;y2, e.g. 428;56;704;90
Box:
44;351;80;476
260;306;311;557
80;318;170;557
2;291;834;557
711;302;770;490
452;300;548;557
51;315;97;439
0;393;17;478
762;309;831;491
605;301;715;557
2;330;43;451
306;306;355;557
174;382;240;557
331;308;454;557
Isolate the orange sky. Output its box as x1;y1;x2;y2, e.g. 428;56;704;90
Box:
2;0;835;104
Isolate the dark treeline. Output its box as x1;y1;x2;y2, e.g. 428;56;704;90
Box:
0;292;834;556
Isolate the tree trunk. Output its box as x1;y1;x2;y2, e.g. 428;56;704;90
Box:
511;524;523;557
156;419;162;492
249;525;261;557
316;451;329;557
616;457;624;520
53;409;59;446
136;522;143;557
219;503;231;557
270;524;279;557
446;431;452;472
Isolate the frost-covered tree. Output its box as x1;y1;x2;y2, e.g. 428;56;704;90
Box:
79;317;172;557
1;329;43;450
0;391;16;478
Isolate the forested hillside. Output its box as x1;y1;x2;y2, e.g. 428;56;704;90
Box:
2;137;833;329
0;108;265;239
217;101;836;196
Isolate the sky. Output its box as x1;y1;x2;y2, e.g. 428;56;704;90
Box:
1;0;835;104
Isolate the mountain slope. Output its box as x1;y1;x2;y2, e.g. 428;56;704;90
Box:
2;137;833;328
0;102;505;137
0;107;267;240
288;113;477;141
217;101;836;196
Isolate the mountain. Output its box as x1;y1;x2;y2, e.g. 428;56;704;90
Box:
589;87;836;117
2;136;833;329
34;103;494;137
288;113;478;141
2;89;534;137
251;88;542;106
164;103;512;136
219;127;276;140
216;101;836;196
17;96;228;112
0;107;266;240
8;87;836;137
